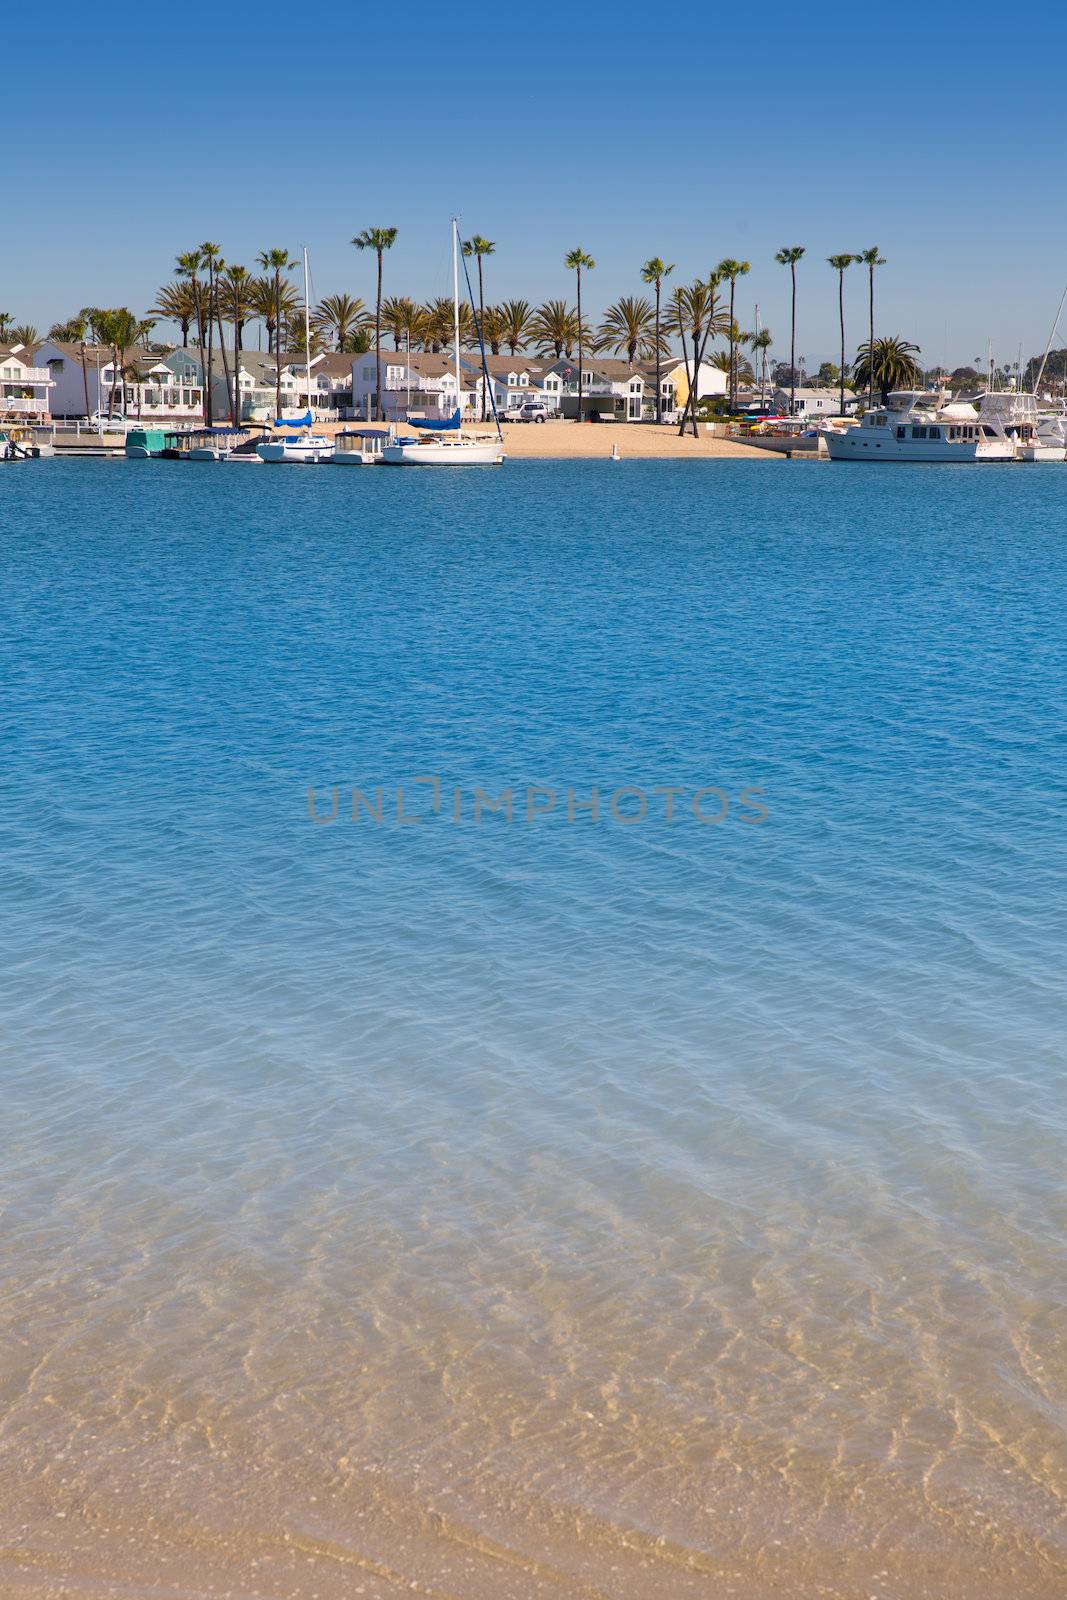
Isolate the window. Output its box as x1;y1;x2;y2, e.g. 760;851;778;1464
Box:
896;426;906;440
362;365;375;380
911;425;926;439
982;425;996;438
928;426;940;439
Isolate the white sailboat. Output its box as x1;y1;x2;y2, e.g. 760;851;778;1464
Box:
257;247;335;464
381;220;504;466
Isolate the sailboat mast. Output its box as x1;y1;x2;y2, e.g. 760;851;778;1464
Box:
452;218;461;417
303;246;312;423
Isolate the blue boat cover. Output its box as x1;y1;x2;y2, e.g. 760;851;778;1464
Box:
274;410;312;428
412;408;461;432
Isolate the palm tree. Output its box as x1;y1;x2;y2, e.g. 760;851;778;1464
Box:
499;299;532;355
717;259;751;408
462;234;495;417
640;258;674;423
669;276;728;436
482;306;506;356
851;336;921;406
564;248;595;422
201;242;232;426
150;282;197;346
352;226;398;420
176;249;208;421
750;327;772;408
257;248;295;421
0;312;11;340
223;266;252;424
827;254;858;418
596;296;658;363
380;295;421;351
774;247;805;417
529;299;579;359
95;308;151;421
314;292;370;352
423;297;472;352
48;310;96;417
9;324;38;349
858;247;886;406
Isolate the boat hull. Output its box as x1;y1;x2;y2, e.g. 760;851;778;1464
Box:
331;449;374;466
381;440;504;466
256;439;335;463
825;431;1012;462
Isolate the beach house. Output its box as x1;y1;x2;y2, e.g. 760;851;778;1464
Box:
0;344;54;421
350;350;475;421
36;340;203;421
458;353;557;419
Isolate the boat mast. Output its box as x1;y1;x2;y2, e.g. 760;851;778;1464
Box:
1032;281;1067;397
303;246;312;428
452;218;461;421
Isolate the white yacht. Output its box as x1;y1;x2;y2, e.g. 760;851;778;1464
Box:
257;248;335;465
381;220;504;467
825;390;1024;462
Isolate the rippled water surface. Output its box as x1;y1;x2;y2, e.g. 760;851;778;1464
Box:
1;457;1065;1599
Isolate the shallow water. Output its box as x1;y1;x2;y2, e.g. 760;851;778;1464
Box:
1;456;1065;1599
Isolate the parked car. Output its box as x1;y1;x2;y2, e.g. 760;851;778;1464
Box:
89;411;128;431
511;400;549;424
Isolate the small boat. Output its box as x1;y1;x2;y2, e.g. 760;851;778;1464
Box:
183;426;256;461
125;427;170;459
332;428;386;465
256;249;335;464
381;219;504;467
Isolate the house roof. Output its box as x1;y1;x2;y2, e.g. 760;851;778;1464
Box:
38;339;155;367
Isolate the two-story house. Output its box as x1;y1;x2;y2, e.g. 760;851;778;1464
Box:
350;350;474;422
36;340;203;421
0;344;54;421
458;353;557;419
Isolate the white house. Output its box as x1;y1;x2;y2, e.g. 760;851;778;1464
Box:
350;350;475;422
771;385;856;418
544;356;723;421
0;344;54;420
36;340;202;421
458;353;557;418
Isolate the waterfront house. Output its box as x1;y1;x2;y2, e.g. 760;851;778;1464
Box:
0;343;54;421
350;350;475;421
458;353;556;419
771;385;856;418
545;356;723;422
36;339;202;421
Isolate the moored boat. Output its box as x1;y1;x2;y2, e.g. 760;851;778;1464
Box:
825;390;1017;461
256;250;334;464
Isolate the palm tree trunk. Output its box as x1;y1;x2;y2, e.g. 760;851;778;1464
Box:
79;340;91;420
477;257;486;421
192;277;208;424
728;278;736;410
214;280;232;426
654;279;662;424
868;267;874;407
576;268;583;424
838;270;846;418
274;271;283;421
676;326;692;437
790;266;797;418
205;263;215;427
232;288;242;428
375;250;383;421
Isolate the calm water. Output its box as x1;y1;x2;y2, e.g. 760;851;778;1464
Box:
1;457;1065;1600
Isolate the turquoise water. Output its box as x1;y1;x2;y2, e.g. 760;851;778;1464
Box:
1;457;1065;1599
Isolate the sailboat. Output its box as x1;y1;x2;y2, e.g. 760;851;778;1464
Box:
257;247;335;463
381;220;504;466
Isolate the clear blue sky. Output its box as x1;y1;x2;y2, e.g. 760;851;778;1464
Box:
11;0;1067;369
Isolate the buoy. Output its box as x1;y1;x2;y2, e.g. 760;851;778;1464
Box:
610;442;620;461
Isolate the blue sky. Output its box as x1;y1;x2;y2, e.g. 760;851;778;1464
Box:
10;1;1067;368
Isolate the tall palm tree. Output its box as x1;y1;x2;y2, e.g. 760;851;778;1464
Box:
176;249;208;421
0;312;11;340
463;234;495;417
564;248;595;422
596;296;658;363
670;276;727;436
380;295;419;351
95;308;152;421
313;292;369;352
852;335;920;405
827;254;858;417
716;259;751;408
499;299;532;355
9;324;38;349
640;258;674;423
225;266;251;424
221;265;252;352
257;248;295;420
422;297;472;352
750;327;773;408
529;299;579;359
859;246;886;406
201;242;232;426
774;246;805;417
352;226;398;420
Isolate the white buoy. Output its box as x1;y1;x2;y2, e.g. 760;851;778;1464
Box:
610;442;620;461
